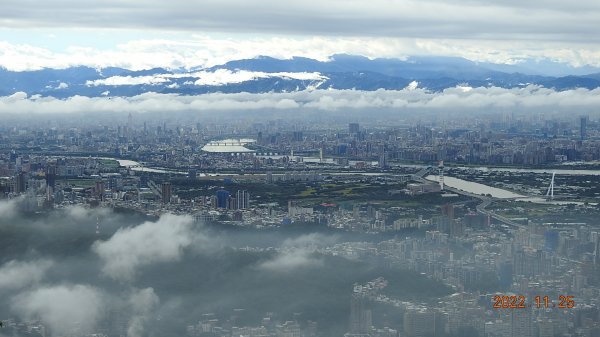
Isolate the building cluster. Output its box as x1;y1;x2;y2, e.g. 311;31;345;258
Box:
1;114;598;178
1;114;600;337
186;312;318;337
320;211;600;337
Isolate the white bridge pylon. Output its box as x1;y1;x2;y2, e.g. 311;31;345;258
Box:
545;172;556;200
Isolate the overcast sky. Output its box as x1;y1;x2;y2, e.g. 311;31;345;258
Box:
1;0;600;70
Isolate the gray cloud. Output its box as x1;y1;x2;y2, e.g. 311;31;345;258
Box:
0;0;599;43
64;205;112;223
11;284;104;337
0;260;54;291
0;197;23;219
92;213;196;281
281;233;338;249
127;288;160;337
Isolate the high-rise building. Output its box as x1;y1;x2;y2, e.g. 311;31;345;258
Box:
292;131;304;142
510;309;533;337
544;230;560;252
127;112;133;137
498;261;513;289
592;231;600;265
378;151;388;169
216;190;230;209
236;190;250;209
580;116;588;140
403;309;436;337
15;172;27;193
349;294;372;334
161;182;172;204
95;180;105;201
450;221;464;237
441;203;454;219
349;123;360;134
265;171;273;184
45;166;56;189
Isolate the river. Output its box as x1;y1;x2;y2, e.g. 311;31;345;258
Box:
425;175;594;206
450;166;600;176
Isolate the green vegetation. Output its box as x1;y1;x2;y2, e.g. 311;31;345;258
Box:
64;179;95;187
297;187;316;197
99;159;120;168
491;200;600;225
171;177;471;213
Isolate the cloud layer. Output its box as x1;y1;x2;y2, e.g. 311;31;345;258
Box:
2;86;600;116
2;36;600;72
0;260;54;291
259;249;323;272
0;197;23;219
85;69;326;87
127;288;160;337
1;1;600;43
92;214;196;281
12;285;104;336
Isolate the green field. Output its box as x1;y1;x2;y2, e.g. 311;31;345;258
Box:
65;179;95;187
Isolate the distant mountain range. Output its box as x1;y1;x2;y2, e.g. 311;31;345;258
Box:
1;54;600;98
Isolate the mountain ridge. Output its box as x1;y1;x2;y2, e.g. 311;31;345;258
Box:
1;55;599;98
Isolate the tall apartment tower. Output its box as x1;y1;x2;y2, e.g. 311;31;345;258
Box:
580;116;588;140
161;182;172;204
236;190;250;209
349;294;372;334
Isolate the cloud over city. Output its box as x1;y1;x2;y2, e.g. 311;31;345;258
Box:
0;260;54;291
11;285;105;337
1;86;600;116
92;214;197;281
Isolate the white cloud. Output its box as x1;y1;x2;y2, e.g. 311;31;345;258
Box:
86;75;170;86
12;284;104;337
406;81;419;91
259;248;323;272
193;69;258;86
0;260;53;291
84;70;326;87
2;36;600;72
259;234;336;272
2;86;600;115
192;70;326;86
92;213;195;281
56;82;69;89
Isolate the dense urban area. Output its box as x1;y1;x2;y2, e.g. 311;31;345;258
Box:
2;111;600;337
